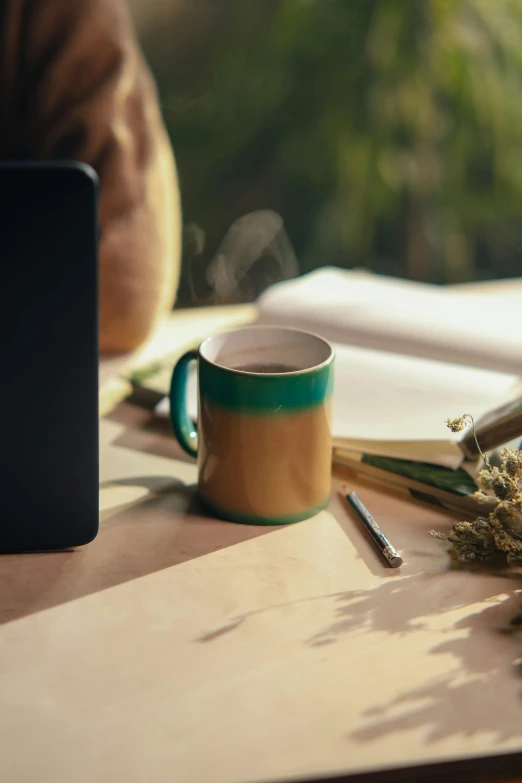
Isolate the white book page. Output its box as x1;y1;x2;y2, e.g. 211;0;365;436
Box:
257;267;522;374
331;344;519;467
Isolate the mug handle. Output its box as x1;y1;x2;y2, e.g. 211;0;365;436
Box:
169;349;198;458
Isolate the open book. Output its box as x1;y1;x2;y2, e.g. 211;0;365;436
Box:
256;268;522;469
109;268;522;481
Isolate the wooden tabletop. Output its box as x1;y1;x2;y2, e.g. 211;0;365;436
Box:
2;325;522;782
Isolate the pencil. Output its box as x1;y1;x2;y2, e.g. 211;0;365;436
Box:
345;491;403;568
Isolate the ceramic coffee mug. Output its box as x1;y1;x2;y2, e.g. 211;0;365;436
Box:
170;325;334;525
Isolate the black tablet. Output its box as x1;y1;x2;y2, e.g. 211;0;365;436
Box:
0;162;99;551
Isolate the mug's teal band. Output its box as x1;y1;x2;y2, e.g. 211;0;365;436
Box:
199;356;334;414
169;349;198;458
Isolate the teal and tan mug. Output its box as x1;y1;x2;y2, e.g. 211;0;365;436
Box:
170;325;334;525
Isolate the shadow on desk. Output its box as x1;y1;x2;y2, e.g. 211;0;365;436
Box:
0;475;280;626
305;565;522;756
108;402;191;464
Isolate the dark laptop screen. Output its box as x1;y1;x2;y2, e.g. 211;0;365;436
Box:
0;162;99;551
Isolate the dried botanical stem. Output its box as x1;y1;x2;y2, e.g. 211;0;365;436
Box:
446;414;489;467
433;415;522;565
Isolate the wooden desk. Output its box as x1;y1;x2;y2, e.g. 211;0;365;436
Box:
2;331;522;782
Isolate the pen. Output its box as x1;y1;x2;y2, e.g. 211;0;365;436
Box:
345;491;403;568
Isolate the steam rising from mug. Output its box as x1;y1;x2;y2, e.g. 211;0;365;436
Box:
185;210;299;304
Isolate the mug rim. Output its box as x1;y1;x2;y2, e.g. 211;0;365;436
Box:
198;324;334;377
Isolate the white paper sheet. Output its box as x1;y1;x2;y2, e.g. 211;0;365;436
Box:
330;343;518;467
257;267;522;374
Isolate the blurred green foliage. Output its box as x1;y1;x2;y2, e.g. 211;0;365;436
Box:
142;0;522;302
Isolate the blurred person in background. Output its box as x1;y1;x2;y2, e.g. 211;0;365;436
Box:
0;0;181;353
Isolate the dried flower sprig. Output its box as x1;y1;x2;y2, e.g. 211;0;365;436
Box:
430;415;522;565
445;414;490;467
